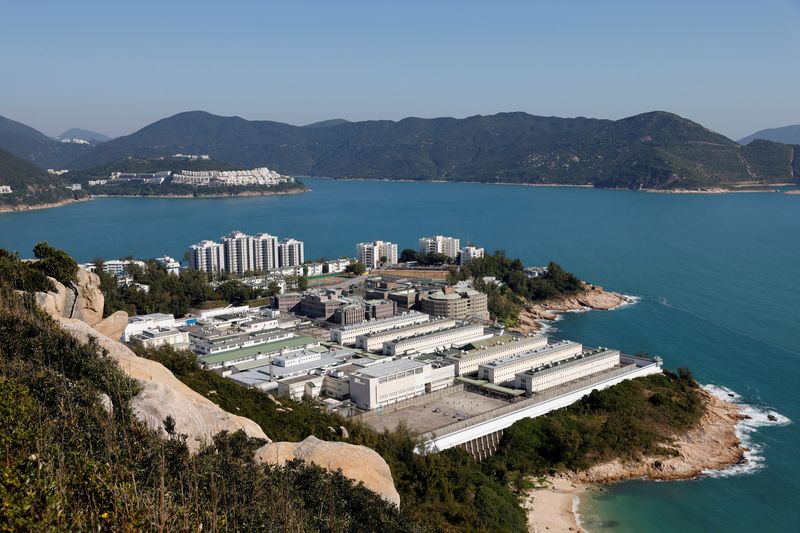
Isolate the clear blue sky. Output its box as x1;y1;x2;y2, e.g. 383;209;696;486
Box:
1;0;798;140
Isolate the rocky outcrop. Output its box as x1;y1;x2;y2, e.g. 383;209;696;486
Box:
571;391;744;483
512;284;632;334
58;318;269;450
94;310;128;340
255;436;401;506
33;267;270;451
71;269;104;326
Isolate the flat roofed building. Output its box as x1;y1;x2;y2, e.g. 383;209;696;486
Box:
189;240;225;277
350;359;455;411
254;233;279;271
330;311;429;345
133;327;189;349
448;334;548;376
278;238;304;268
515;348;620;393
278;374;324;401
460;245;485;264
198;335;320;370
222;230;256;275
418;235;460;258
124;312;176;341
190;328;294;355
356;317;457;352
356;240;398;269
420;287;489;320
365;299;396;320
477;340;582;384
384;323;487;356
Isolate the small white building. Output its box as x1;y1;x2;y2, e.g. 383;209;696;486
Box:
124;313;176;341
134;327;189;349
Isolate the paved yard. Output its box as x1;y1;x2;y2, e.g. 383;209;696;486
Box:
364;390;508;435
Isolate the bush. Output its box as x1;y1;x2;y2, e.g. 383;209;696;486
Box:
32;241;78;285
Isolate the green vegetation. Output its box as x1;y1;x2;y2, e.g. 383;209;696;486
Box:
451;252;584;325
0;241;79;292
85;179;305;197
65;110;800;189
0;246;713;532
485;370;704;489
0;285;411;531
400;248;455;266
345;260;367;275
0;147;79;208
141;344;528;532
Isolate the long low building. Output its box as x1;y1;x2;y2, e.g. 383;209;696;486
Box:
515;348;621;393
198;335;320;370
190;327;294;355
356;317;457;352
330;311;429;345
477;340;582;384
349;359;455;411
448;335;548;376
383;323;487;356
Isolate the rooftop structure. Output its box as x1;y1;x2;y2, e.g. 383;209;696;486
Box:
330;311;429;345
419;235;460;258
124;313;175;341
420;287;489;321
356;317;458;352
447;334;548;375
383;323;487;356
198;335;320;370
515;348;621;393
356;240;398;269
350;359;455;410
477;340;582;384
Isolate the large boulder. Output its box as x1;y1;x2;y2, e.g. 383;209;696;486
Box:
71;269;104;326
57;317;269;450
94;310;128;341
255;435;401;506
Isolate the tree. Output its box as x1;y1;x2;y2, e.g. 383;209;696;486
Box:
32;241;78;284
217;280;252;305
266;281;282;297
399;249;418;263
345;261;366;276
379;255;388;265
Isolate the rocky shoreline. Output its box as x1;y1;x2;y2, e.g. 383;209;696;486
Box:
525;390;744;531
511;283;633;335
0;196;90;213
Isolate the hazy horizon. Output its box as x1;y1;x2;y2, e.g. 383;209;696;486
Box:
2;0;799;140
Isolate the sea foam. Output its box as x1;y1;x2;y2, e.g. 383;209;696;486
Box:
701;384;791;478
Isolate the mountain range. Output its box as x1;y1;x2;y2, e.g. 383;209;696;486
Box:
0;147;74;208
1;111;798;190
739;124;800;146
57;128;113;143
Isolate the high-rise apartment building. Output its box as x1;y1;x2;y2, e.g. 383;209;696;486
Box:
278;238;305;268
356;240;398;269
222;231;256;275
189;240;225;277
419;235;460;258
460;245;485;264
254;233;279;271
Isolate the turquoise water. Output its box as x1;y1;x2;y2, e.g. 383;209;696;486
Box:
1;179;797;531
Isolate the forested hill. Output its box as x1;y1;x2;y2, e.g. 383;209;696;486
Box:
0;148;74;208
64;110;800;189
2;110;799;189
0;114;91;169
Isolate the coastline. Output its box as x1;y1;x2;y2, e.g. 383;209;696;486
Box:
511;284;633;335
0;196;91;214
0;188;309;213
526;390;745;532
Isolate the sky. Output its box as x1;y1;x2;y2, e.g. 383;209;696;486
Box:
1;0;798;140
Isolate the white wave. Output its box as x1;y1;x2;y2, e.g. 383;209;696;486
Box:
612;293;641;309
701;383;791;478
572;494;584;530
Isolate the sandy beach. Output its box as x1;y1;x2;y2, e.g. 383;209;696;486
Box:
524;391;743;531
524;477;586;532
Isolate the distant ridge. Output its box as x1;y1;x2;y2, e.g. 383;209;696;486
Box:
739;124;800;146
58;128;113;143
303;118;350;128
1;110;798;189
0;114;92;169
0;147;73;208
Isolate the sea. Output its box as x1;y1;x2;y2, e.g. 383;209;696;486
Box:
1;178;797;532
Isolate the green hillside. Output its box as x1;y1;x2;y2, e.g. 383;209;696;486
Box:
0;114;92;169
66;110;800;189
0;148;74;208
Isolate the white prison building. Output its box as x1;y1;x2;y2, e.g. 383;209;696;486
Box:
349;359;455;411
448;335;548;376
515;348;620;393
477;340;582;384
356;317;457;352
383;323;487;356
330;311;429;345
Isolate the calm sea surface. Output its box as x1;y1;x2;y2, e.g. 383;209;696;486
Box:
1;179;798;532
